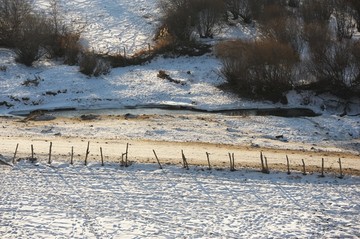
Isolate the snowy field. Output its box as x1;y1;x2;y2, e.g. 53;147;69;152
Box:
1;162;359;238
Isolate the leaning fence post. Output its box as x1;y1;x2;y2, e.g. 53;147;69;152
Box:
260;152;269;174
153;150;162;169
13;143;19;164
264;156;269;173
302;159;307;175
260;152;265;173
100;147;104;166
286;155;291;175
206;152;211;170
181;150;189;170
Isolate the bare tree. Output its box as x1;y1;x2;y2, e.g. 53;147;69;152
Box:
0;0;32;46
195;0;224;38
226;0;253;23
305;23;359;97
159;0;194;42
14;14;53;66
333;1;356;40
301;0;335;24
216;39;299;102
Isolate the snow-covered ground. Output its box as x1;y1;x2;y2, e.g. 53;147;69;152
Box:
1;162;359;238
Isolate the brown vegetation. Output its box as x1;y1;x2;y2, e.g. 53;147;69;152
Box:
216;39;299;102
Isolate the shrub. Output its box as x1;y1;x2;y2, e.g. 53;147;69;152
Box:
79;52;111;77
0;0;32;47
159;0;195;43
333;3;356;40
259;4;303;54
226;0;253;23
14;14;53;66
301;0;334;24
352;41;360;89
305;23;360;98
216;39;299;102
194;0;225;38
347;0;360;32
288;0;300;8
158;0;224;42
45;0;82;64
0;0;81;66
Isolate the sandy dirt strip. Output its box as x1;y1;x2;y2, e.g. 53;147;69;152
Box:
0;115;359;175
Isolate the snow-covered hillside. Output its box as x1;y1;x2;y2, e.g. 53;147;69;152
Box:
33;0;160;55
0;0;358;116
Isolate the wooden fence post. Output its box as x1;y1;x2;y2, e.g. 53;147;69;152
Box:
264;156;269;173
85;141;90;166
70;146;74;165
260;152;265;173
31;144;34;159
260;152;269;174
13;143;19;164
100;147;104;166
286;155;291;175
153;150;163;169
48;142;52;165
338;158;344;179
302;159;307;175
206;152;211;170
181;150;189;170
125;143;129;167
228;153;235;171
319;158;325;177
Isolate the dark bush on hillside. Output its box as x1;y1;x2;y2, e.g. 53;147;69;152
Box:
226;0;253;23
216;39;299;102
45;0;82;64
159;0;195;43
288;0;300;8
0;0;32;47
348;0;360;32
257;2;287;24
194;0;225;38
305;22;360;97
259;4;303;54
333;2;356;40
79;52;111;77
301;0;334;24
158;0;224;43
14;14;54;66
0;0;82;66
352;41;360;89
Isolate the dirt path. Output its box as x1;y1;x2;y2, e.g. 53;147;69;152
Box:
1;115;359;175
